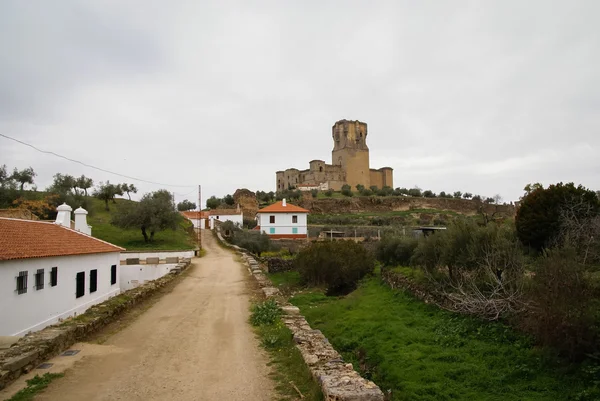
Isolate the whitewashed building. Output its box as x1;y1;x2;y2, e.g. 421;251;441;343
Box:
255;199;309;239
0;211;123;336
182;205;244;230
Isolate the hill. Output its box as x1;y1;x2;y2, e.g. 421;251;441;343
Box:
85;197;196;251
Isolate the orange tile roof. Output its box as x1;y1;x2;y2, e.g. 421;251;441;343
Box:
0;218;124;261
257;201;309;214
209;209;241;216
181;211;210;219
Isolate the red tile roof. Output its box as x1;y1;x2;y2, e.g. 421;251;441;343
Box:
181;211;210;220
0;218;124;261
209;209;242;216
257;201;309;214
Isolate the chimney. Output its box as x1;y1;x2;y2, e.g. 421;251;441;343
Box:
55;203;72;228
74;207;92;235
282;198;287;207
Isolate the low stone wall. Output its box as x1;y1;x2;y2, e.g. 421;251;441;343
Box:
265;257;295;273
0;259;192;390
239;252;384;401
120;250;195;263
380;267;447;308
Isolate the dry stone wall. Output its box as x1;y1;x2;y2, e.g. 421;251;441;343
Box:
238;253;384;401
0;259;192;390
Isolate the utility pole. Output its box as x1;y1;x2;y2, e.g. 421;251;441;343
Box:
197;184;202;250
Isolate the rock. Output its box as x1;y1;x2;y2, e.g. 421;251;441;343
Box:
281;306;300;315
2;350;39;371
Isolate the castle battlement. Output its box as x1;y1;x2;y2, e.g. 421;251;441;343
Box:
276;120;393;192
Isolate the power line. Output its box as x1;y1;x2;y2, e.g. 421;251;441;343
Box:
0;133;195;189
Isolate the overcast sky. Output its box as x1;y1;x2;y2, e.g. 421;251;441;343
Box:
1;1;599;206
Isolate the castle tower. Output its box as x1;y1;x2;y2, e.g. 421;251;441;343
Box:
331;119;370;189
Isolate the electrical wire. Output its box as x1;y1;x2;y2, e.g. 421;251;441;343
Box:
1;133;195;189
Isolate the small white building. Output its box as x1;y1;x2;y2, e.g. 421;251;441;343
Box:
181;205;244;230
255;199;309;239
0;210;123;336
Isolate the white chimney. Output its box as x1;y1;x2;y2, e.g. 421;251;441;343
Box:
282;198;287;207
55;203;72;228
74;207;92;235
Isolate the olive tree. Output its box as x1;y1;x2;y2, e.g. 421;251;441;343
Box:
112;189;181;242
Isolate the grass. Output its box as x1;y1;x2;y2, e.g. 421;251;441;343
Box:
86;197;196;250
5;373;64;401
288;275;589;401
307;208;460;226
250;300;322;401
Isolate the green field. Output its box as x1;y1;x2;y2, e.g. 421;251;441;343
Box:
86;197;196;251
270;272;589;401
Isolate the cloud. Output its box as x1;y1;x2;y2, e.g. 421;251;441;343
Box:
0;0;599;205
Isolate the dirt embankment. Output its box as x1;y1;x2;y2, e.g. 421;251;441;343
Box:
299;196;515;217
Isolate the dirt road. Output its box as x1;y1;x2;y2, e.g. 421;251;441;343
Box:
36;231;274;401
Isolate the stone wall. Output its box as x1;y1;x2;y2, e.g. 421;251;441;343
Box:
0;259;192;390
265;257;295;273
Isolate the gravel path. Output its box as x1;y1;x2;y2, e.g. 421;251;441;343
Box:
37;230;274;401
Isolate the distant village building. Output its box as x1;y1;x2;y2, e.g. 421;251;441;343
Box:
255;199;309;239
276;119;393;192
181;205;243;230
0;208;123;336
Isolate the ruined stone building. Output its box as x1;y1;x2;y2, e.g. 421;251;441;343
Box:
276;120;393;192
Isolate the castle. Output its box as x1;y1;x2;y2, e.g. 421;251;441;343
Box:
276;120;393;192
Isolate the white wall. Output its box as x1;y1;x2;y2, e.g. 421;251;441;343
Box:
209;213;243;227
119;263;178;291
258;213;308;235
0;252;120;336
186;217;206;229
119;250;195;261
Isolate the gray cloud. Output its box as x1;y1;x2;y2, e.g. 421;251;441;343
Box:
1;0;599;205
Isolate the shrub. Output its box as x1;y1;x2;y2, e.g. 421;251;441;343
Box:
311;189;318;198
377;236;418;266
250;299;281;326
520;247;598;360
295;241;375;295
222;221;271;256
516;182;600;252
360;188;373;196
324;189;334;197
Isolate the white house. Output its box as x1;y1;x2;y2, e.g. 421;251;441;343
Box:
0;211;123;336
255;199;309;239
181;205;244;230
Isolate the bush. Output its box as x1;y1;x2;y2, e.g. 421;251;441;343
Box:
222;221;271;256
295;241;375;295
520;247;598;360
324;189;334;197
250;299;281;326
311;189;318;198
377;236;418;266
516;182;600;252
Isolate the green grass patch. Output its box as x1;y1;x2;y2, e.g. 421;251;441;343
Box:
86;197;196;251
251;300;323;401
6;373;64;401
290;276;589;401
269;271;302;289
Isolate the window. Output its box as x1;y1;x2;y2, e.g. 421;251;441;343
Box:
269;227;275;234
76;272;85;298
111;265;117;285
292;215;298;224
35;269;44;290
50;267;58;287
292;227;298;234
216;216;219;220
16;271;28;295
90;269;98;293
269;215;275;224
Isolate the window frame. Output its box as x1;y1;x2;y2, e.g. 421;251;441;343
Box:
50;267;58;287
110;265;117;285
35;269;44;290
16;271;28;295
76;272;85;298
90;269;98;293
269;227;275;234
292;215;298;224
269;215;275;224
